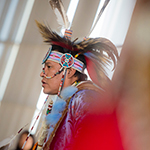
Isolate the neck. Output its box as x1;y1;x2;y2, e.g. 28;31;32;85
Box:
62;77;78;89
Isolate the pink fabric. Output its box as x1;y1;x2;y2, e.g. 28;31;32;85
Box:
44;89;124;150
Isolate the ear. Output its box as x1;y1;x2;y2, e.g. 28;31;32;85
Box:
67;68;76;78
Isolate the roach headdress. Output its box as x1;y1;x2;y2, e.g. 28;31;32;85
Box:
36;0;118;90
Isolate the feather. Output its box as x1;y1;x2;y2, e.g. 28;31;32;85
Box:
74;37;118;69
60;86;78;100
49;0;70;29
0;135;15;150
51;99;66;113
46;113;62;125
73;37;118;89
0;144;9;150
35;20;73;50
87;0;110;37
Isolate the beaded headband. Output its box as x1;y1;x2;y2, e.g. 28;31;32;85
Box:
42;47;84;73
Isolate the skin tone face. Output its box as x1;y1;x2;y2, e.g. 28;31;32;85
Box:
40;59;78;95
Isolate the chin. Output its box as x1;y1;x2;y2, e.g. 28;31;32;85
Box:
43;88;50;94
43;88;56;95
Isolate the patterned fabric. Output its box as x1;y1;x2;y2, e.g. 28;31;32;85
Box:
47;89;93;150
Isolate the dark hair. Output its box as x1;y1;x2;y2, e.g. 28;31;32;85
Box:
52;45;87;81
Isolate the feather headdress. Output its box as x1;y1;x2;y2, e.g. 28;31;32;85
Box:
35;0;118;89
35;20;118;89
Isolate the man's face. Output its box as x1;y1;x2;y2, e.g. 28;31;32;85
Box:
40;60;63;95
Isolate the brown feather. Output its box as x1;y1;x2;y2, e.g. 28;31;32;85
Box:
35;20;72;46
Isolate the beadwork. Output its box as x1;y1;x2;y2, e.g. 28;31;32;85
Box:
60;53;74;68
43;67;63;79
64;29;72;40
43;50;84;73
46;100;53;115
42;47;52;64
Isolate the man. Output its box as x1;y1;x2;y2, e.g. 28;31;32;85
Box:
34;20;124;150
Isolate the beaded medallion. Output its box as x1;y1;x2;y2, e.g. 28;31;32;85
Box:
60;53;74;68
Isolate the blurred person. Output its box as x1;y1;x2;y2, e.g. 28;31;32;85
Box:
112;0;150;149
16;130;35;150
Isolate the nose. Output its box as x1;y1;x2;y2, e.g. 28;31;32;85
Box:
40;68;45;77
40;71;44;77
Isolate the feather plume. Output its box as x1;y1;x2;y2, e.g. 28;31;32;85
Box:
74;37;118;69
0;135;15;150
73;37;119;89
49;0;70;29
35;20;73;49
87;0;110;37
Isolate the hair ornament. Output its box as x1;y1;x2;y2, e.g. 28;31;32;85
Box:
49;0;70;29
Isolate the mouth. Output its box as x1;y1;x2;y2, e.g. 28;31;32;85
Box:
41;80;47;86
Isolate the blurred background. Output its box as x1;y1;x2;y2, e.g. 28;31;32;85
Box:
0;0;137;149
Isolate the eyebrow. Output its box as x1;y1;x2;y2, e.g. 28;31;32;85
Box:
45;62;52;65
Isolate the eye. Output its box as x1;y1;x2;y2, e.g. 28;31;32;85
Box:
47;65;51;68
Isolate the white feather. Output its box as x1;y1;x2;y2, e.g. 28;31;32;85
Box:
49;0;70;29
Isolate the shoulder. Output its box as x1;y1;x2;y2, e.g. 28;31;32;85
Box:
72;80;103;104
70;81;113;114
77;80;103;93
69;88;100;117
72;89;99;103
